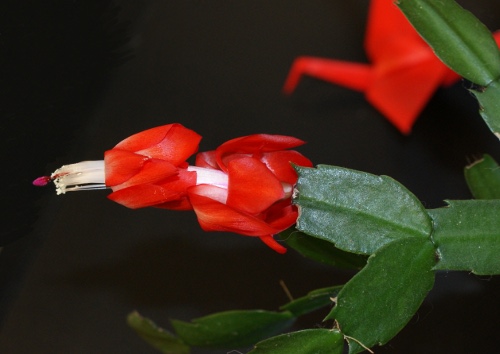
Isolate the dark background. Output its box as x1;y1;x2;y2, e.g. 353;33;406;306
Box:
1;0;500;353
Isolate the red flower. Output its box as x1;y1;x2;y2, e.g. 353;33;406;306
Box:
189;134;313;253
283;0;500;134
104;123;201;210
34;125;312;253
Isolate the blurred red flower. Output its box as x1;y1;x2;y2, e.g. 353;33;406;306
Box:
283;0;500;134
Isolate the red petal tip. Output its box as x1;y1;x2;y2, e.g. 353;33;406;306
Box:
259;235;287;254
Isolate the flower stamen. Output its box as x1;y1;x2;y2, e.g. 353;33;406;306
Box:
34;161;107;195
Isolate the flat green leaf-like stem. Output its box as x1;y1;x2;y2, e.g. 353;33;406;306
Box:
430;200;500;275
464;154;500;199
171;310;295;349
397;0;500;86
249;329;343;354
294;165;432;255
327;237;436;354
127;311;190;354
280;229;367;269
280;285;342;318
472;79;500;138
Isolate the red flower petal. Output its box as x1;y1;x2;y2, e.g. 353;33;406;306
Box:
112;159;178;191
108;184;184;209
154;197;193;211
158;168;197;195
104;149;148;187
365;0;424;62
261;150;313;184
226;157;285;214
495;30;500;46
114;124;173;151
107;169;196;209
366;53;448;134
442;70;461;87
105;149;179;190
195;150;219;169
283;57;372;94
188;185;279;236
152;169;198;210
259;235;287;254
265;201;299;232
216;134;306;171
114;124;201;165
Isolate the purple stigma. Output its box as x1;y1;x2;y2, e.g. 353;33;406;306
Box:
33;176;52;187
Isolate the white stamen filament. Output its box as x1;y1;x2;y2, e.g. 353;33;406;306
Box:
52;160;106;195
